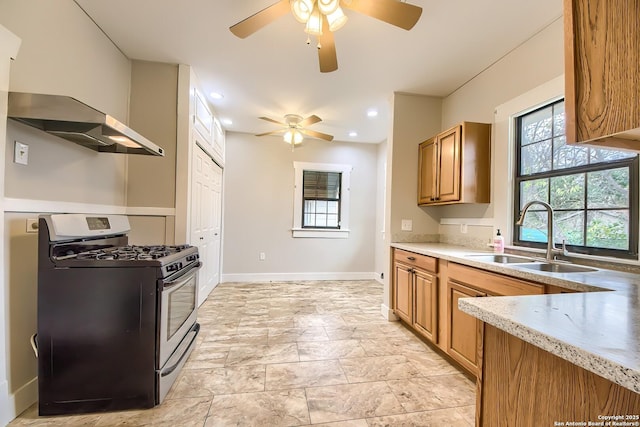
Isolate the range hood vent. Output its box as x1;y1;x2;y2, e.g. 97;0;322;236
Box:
7;92;164;156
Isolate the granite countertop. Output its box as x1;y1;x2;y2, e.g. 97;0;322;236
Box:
391;242;640;394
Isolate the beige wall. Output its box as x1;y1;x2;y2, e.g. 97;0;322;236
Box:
1;23;21;426
388;93;443;243
437;17;564;225
0;2;134;421
0;0;131;120
382;93;442;313
128;60;178;210
222;132;378;279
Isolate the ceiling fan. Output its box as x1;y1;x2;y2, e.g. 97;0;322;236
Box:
256;114;334;145
229;0;423;72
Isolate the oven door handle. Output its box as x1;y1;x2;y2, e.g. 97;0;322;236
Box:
163;261;202;289
160;323;200;377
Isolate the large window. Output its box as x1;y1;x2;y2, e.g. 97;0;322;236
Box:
292;162;352;238
514;99;639;258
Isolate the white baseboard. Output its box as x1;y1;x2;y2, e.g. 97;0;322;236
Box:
380;303;398;321
0;379;9;427
221;272;377;283
0;376;37;426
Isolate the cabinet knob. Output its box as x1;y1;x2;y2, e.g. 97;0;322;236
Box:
407;256;416;261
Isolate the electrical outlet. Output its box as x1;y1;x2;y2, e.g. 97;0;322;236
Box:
14;141;29;165
26;218;38;233
460;223;468;234
401;219;413;231
259;252;266;261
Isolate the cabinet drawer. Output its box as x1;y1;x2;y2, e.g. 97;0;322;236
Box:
449;262;543;296
394;249;437;273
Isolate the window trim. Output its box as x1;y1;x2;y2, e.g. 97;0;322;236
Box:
513;100;639;259
292;161;352;238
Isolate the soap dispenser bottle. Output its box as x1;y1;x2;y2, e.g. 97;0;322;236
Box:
493;229;504;254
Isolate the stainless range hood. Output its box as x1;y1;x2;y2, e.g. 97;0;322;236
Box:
7;92;164;156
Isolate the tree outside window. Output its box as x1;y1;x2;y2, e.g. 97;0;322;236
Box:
514;99;639;258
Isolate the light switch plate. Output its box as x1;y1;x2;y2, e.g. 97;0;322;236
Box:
401;219;413;231
14;141;29;165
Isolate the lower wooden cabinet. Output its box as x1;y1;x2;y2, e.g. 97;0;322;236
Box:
447;280;485;374
478;324;640;426
392;248;554;378
392;249;438;344
414;269;438;342
393;261;413;323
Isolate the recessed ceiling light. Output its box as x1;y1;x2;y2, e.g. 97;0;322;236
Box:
367;109;378;118
210;92;224;100
221;118;232;126
349;131;358;137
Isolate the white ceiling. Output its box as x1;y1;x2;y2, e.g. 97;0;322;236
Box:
74;0;562;143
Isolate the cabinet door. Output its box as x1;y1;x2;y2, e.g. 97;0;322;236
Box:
447;280;484;374
393;262;413;323
436;125;461;202
565;0;640;148
414;268;437;343
193;89;213;144
418;138;437;204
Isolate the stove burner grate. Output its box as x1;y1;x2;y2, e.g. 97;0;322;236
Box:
72;244;192;261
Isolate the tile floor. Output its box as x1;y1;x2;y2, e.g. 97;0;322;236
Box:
10;280;476;426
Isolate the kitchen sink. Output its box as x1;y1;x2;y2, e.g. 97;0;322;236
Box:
465;254;536;264
518;263;597;273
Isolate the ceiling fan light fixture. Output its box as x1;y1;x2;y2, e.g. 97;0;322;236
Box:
291;0;314;23
327;7;348;32
284;129;304;145
317;0;339;15
305;7;323;36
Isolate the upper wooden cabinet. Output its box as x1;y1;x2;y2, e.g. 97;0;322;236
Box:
564;0;640;149
418;122;491;206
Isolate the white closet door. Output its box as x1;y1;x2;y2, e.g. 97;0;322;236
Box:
191;143;222;306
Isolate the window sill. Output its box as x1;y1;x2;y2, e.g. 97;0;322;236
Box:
291;228;350;239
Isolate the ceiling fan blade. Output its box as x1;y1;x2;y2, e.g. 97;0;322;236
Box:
255;129;285;137
299;115;322;127
229;0;291;38
300;129;334;141
342;0;423;30
258;116;287;126
318;18;338;73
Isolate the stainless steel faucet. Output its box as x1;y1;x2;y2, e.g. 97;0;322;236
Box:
515;200;568;262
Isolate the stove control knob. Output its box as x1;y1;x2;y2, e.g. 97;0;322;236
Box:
167;263;179;272
187;254;198;262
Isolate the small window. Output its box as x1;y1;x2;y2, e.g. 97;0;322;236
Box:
514;99;639;258
293;162;352;238
302;171;341;228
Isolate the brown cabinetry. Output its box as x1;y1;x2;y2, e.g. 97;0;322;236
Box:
444;262;543;376
392;248;576;378
447;280;485;373
413;268;438;342
418;122;491;206
392;261;413;323
392;249;438;343
478;324;640;426
564;0;640;149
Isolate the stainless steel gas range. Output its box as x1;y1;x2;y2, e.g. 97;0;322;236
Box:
36;214;201;416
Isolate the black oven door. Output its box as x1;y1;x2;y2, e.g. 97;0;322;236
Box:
158;261;201;369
